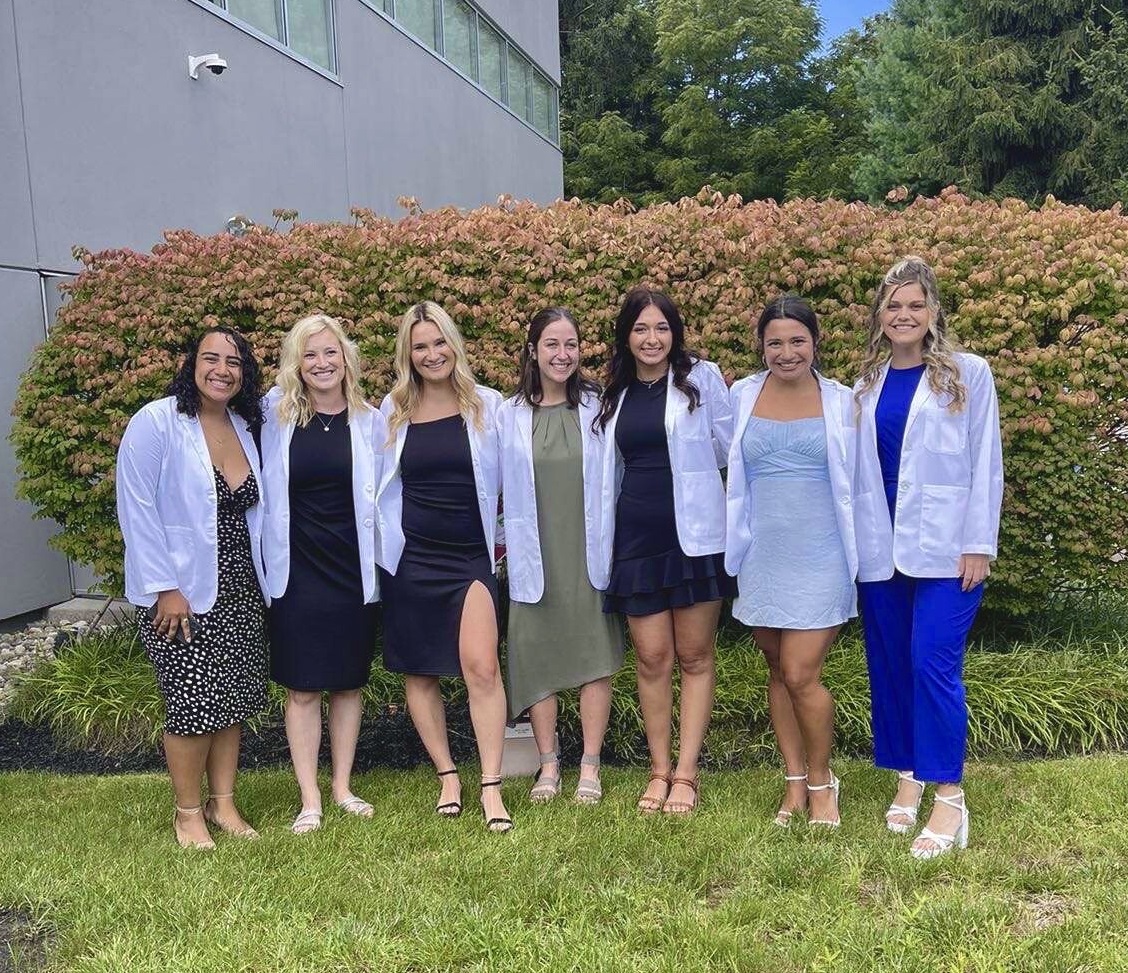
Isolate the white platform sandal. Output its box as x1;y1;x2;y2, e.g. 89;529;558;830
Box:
886;771;924;835
910;790;969;860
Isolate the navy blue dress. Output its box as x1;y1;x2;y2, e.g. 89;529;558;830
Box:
379;415;498;676
269;414;377;691
602;379;734;617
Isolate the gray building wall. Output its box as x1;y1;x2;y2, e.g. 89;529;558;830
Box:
0;0;562;619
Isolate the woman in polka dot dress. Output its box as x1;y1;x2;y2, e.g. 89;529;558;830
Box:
117;327;270;850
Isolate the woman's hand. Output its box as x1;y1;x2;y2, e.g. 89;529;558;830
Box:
958;554;991;592
153;589;194;642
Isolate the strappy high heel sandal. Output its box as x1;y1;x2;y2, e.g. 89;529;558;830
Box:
174;805;216;851
574;754;602;805
910;790;969;860
807;772;841;828
530;750;561;803
886;771;924;835
774;772;808;828
436;767;462;818
480;776;514;833
204;794;259;839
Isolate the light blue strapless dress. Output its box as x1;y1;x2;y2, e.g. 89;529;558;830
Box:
733;416;857;629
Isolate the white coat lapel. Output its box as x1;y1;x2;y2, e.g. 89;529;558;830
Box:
903;367;934;437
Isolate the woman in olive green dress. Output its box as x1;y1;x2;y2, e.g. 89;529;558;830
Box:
497;308;624;804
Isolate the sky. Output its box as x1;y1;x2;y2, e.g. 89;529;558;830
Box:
818;0;891;42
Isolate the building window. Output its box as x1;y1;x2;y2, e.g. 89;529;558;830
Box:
372;0;559;144
443;0;478;81
206;0;336;71
477;18;505;102
395;0;439;50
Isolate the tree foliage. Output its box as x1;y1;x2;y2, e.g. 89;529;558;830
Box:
12;192;1128;615
854;0;1128;207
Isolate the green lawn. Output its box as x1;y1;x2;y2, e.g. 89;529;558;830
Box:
2;759;1127;972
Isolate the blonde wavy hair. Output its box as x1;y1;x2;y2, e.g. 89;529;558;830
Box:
275;314;368;426
855;256;968;414
385;301;483;440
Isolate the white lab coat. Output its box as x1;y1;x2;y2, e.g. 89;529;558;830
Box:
116;395;268;612
259;386;385;604
374;386;503;574
496;391;604;602
853;352;1004;581
724;371;858;581
594;358;733;588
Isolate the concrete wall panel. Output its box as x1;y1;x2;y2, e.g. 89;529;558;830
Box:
0;269;74;616
0;0;37;267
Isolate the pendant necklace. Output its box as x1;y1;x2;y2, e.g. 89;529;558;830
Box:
640;370;668;389
315;411;341;433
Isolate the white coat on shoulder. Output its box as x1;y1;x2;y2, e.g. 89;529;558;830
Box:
724;370;858;581
594;358;733;589
259;385;386;604
374;386;503;575
853;352;1004;581
116;395;268;612
496;390;605;603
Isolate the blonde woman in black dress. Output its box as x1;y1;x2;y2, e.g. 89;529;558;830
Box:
375;302;512;832
261;314;386;834
117;327;268;850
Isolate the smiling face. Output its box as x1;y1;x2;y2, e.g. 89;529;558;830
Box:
194;331;243;407
534;317;580;389
409;320;454;386
762;316;815;381
300;328;344;397
881;282;932;356
628;302;673;373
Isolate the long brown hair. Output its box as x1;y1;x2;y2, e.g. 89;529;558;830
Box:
513;307;599;408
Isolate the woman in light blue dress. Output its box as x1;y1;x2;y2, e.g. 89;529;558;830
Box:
725;296;858;828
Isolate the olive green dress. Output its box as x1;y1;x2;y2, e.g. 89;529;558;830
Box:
505;403;624;718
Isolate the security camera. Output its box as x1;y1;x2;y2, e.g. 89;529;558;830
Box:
188;54;228;79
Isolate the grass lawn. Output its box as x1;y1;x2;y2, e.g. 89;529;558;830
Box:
2;758;1127;972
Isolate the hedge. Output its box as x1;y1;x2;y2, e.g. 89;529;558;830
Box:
12;188;1128;614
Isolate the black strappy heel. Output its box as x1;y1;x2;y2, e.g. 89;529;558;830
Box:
436;767;462;818
480;776;514;833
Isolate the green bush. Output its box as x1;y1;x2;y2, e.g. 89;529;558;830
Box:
12;190;1128;613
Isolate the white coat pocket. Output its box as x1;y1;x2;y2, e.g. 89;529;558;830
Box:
919;485;968;555
924;409;966;455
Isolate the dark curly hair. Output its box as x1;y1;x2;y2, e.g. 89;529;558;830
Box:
167;326;264;429
597;287;701;431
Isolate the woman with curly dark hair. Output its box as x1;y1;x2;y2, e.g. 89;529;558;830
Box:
117;326;269;850
594;287;734;815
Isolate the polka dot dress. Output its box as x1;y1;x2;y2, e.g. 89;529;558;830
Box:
139;468;268;736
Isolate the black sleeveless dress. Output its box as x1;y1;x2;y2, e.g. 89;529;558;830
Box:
379;414;498;675
268;414;377;691
602;379;734;617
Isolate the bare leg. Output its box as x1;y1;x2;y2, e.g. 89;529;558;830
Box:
164;731;212;846
913;782;966;854
578;676;613;789
752;626;808;820
666;600;721;811
205;722;256;834
779;626;840;823
328;689;369;812
284;689;324;814
528;693;560;796
628;611;676;808
404;674;460;812
459;581;510;828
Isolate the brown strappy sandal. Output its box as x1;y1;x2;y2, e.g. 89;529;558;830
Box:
662;775;699;815
637;771;671;814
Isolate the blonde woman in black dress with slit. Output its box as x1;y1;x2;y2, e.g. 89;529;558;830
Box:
261;314;386;835
375;301;512;832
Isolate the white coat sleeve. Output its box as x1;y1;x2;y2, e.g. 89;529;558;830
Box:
116;408;179;596
960;360;1004;558
703;363;733;467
